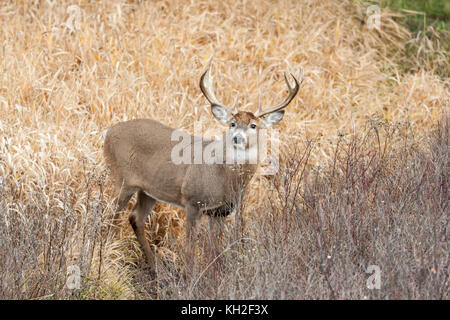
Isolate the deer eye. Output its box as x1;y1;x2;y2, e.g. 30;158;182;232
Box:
250;124;257;129
231;122;236;127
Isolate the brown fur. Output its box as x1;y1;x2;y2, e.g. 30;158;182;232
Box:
104;116;258;271
232;111;258;124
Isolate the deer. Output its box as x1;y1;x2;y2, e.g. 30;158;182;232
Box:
104;60;303;272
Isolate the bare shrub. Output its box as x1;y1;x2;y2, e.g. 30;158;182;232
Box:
126;115;448;299
0;166;109;299
1;116;447;300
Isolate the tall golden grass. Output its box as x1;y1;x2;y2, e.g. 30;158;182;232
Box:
0;0;448;298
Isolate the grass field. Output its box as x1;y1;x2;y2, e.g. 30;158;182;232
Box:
0;0;448;299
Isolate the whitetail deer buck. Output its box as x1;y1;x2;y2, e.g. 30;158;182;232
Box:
104;60;303;272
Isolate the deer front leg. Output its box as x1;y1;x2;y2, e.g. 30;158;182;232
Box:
208;216;226;267
185;204;201;272
234;189;245;241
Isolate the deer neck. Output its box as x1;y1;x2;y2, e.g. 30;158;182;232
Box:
218;135;258;187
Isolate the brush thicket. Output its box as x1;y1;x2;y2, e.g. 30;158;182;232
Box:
0;0;448;299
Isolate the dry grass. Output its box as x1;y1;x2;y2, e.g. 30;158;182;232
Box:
0;0;448;299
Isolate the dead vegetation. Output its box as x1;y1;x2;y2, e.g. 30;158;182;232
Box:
0;0;448;299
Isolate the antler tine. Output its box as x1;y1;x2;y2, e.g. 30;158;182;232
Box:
257;89;261;114
199;59;228;109
232;93;239;114
255;68;303;117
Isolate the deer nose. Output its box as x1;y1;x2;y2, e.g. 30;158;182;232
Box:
233;134;244;144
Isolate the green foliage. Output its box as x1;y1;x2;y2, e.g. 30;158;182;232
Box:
380;0;450;32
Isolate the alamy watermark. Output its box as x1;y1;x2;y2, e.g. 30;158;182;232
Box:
367;5;381;30
66;265;81;290
170;122;280;175
366;265;381;290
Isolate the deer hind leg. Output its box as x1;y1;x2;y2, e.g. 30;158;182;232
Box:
111;184;137;231
129;190;157;270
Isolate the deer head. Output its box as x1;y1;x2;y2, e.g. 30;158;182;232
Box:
199;60;303;155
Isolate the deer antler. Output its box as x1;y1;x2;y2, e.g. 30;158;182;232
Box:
256;68;304;117
200;59;238;115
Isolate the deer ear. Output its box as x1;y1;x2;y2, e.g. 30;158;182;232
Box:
259;110;285;128
211;105;232;124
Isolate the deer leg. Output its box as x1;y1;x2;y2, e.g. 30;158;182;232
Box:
129;190;157;270
185;204;201;270
208;216;225;265
110;185;137;233
234;190;245;241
